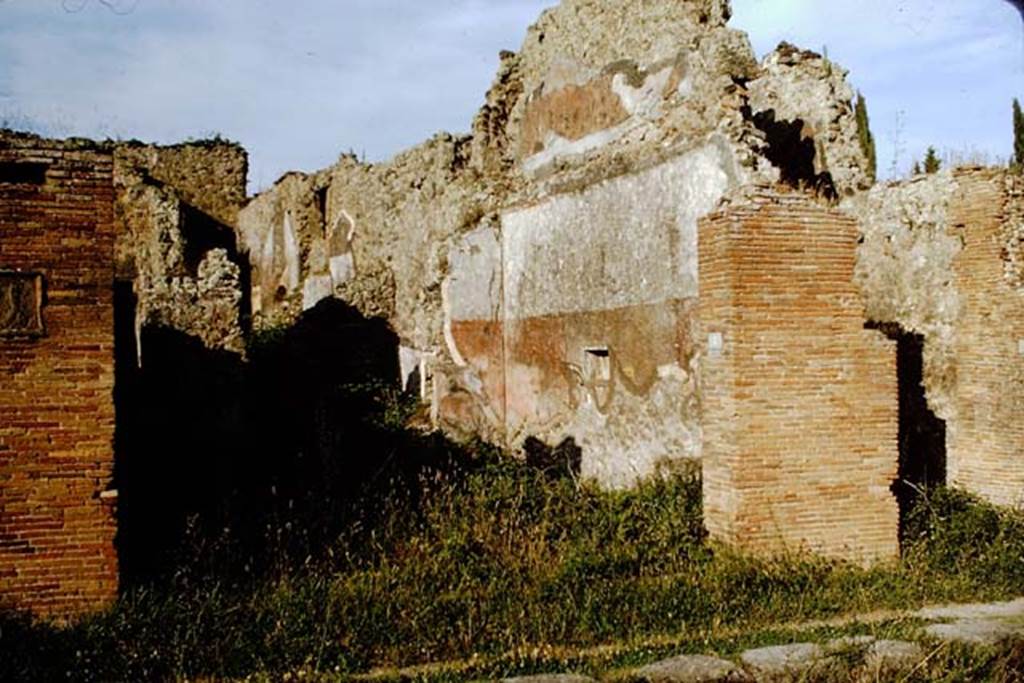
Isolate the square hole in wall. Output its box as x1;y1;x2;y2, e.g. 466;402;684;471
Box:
584;346;611;382
0;272;44;337
0;162;48;185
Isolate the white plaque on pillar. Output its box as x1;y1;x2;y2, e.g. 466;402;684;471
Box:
708;332;724;357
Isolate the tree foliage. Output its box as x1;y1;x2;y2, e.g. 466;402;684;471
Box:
924;146;941;174
1013;98;1024;172
854;91;877;183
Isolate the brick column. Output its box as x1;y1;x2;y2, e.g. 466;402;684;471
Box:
699;190;899;565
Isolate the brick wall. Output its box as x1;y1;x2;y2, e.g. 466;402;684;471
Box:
946;169;1024;506
699;190;899;565
0;134;118;617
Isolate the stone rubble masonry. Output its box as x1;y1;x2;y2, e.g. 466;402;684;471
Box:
0;132;119;617
846;170;961;422
747;43;873;197
113;140;247;230
113;140;248;354
699;189;899;564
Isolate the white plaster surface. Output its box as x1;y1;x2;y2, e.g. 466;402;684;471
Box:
503;144;734;321
446;225;502;322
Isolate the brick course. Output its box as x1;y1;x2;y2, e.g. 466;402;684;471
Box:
699;190;899;564
0;135;118;617
946;169;1024;506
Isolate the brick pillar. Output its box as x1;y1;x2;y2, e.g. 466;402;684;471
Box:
0;137;119;618
699;190;899;565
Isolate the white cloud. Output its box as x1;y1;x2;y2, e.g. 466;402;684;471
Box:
0;0;1019;187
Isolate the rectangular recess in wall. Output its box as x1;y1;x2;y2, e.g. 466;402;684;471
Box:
0;271;44;337
584;346;611;382
0;162;48;185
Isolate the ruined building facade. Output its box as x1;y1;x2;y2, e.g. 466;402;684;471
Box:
1;132;248;617
2;0;1023;617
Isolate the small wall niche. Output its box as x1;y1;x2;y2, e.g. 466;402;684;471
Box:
0;162;48;186
583;346;611;382
0;271;44;336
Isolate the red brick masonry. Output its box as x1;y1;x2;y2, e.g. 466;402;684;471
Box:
699;190;899;565
0;136;118;617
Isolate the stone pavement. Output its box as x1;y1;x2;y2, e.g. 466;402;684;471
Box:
498;598;1024;683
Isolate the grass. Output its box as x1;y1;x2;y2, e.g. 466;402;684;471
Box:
2;428;1024;681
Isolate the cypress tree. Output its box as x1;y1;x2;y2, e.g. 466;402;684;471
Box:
1013;98;1024;171
854;91;877;183
924;146;941;174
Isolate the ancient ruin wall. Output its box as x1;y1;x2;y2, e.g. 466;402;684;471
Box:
236;0;876;487
471;0;759;180
237;135;485;347
845;171;961;421
946;169;1024;506
114;141;248;354
491;142;738;486
847;168;1024;507
114;140;247;229
746;44;873;198
699;190;898;564
0;133;119;617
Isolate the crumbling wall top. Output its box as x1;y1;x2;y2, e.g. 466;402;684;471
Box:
519;0;733;89
747;42;872;197
0;128;113;152
114;139;248;228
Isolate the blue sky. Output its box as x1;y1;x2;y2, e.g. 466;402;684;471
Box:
0;0;1020;192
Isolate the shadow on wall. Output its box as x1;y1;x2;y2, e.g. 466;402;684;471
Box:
893;330;947;537
749;108;838;200
113;296;480;586
866;322;948;539
179;202;253;332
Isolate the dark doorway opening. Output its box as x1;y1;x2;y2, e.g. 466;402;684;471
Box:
881;326;947;537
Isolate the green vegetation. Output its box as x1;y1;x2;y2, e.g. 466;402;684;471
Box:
1013;98;1024;172
854;91;878;183
4;367;1024;683
924;146;942;174
2;452;1023;681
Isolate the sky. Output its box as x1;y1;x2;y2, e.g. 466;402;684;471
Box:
0;0;1021;193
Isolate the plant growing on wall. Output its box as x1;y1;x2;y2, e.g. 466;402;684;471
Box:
854;91;878;183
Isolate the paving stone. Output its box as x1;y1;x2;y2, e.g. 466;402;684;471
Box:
500;675;597;683
632;653;752;682
846;640;927;682
739;643;827;679
925;618;1023;645
917;597;1024;622
869;639;923;660
824;635;875;653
